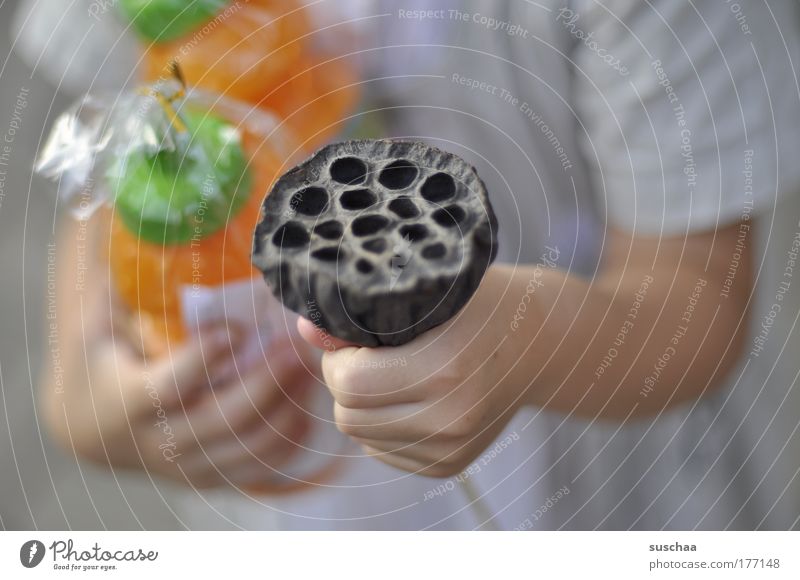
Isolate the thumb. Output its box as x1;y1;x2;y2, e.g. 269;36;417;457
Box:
297;317;357;351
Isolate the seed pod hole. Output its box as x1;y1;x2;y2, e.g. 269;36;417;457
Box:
356;259;374;274
330;157;368;185
433;205;466;228
399;224;428;243
314;220;344;240
340;188;377;210
379;159;418;190
421;173;456;202
272;221;310;248
311;247;345;262
388;197;420;219
421;243;446;259
291;187;328;216
362;238;387;253
352;214;389;236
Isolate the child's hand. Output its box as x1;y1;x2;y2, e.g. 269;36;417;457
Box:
297;267;524;477
297;222;754;474
52;322;316;489
43;220;318;490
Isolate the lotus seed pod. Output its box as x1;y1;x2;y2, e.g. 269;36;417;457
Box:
252;140;498;347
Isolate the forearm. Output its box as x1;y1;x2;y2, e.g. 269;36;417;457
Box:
39;218;142;467
495;226;749;419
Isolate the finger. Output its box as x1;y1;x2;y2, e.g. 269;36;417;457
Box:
170;346;310;449
321;348;424;408
360;444;427;473
297;317;357;351
178;399;311;474
336;321;457;398
353;437;439;463
333;402;437;441
180;418;310;489
147;326;241;407
95;331;226;420
218;409;311;471
111;309;168;358
224;457;302;488
360;445;459;478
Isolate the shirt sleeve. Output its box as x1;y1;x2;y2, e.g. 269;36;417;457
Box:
570;0;800;234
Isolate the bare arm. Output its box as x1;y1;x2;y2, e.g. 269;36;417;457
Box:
303;221;752;475
504;222;750;417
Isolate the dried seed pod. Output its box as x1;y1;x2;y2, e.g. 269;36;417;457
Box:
252;140;498;347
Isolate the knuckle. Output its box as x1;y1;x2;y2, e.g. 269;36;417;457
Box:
327;360;349;390
333;404;362;437
443;356;468;384
320;355;338;387
443;413;476;439
336;420;361;437
330;366;369;408
429;372;462;400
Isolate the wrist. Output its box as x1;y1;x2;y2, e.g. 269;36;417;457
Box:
490;264;576;408
476;265;550;411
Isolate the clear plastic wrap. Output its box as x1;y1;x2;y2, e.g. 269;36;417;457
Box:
37;76;292;216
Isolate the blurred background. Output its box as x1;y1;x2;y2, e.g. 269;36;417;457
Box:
2;0;799;532
0;0;182;529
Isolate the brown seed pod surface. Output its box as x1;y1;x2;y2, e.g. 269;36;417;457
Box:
252;140;498;347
